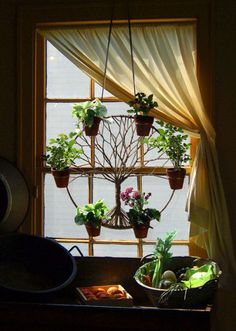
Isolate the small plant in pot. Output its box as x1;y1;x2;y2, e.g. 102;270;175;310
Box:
145;120;191;190
72;98;108;136
127;92;158;136
74;199;109;237
43;132;83;188
120;187;161;238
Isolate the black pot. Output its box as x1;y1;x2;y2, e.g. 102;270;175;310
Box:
0;233;77;299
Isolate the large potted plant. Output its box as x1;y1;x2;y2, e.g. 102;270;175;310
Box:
145;120;191;189
43;132;83;188
72;98;108;136
74;199;109;237
127;92;158;136
120;187;160;238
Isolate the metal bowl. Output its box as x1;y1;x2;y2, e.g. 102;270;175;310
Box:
0;233;77;299
134;256;221;308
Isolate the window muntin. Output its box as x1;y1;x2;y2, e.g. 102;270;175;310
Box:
43;37;191;257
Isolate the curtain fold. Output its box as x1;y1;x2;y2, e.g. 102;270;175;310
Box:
39;23;236;283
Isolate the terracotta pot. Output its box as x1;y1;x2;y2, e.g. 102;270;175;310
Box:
166;168;186;190
84;117;101;136
51;167;70;188
134;115;154;136
133;223;150;239
85;222;101;237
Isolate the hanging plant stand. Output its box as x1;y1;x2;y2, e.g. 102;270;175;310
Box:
167;168;186;190
84;117;101;136
102;207;132;229
51;168;70;188
134;115;154;136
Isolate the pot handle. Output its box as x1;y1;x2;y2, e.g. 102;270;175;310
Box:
140;253;154;264
69;245;84;256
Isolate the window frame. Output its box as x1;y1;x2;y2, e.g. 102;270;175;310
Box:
37;23;194;257
18;2;213;259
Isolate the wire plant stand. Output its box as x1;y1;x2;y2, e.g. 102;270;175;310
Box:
67;115;175;229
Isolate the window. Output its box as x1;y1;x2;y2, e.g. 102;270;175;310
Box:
36;30;193;257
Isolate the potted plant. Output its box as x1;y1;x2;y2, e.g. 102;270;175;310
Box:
127;92;158;136
72;98;108;136
74;199;109;237
43;132;83;188
120;187;160;238
145;120;191;189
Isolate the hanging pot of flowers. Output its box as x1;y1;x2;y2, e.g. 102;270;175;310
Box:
72;98;108;137
43;132;83;188
74;199;108;237
127;92;158;136
120;187;161;239
144;120;191;190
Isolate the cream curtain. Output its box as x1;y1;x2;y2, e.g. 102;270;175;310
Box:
39;23;236;284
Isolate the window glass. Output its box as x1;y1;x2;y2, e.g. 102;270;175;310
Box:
44;174;89;237
47;42;90;98
142;176;189;240
95;83;113;98
93;244;137;257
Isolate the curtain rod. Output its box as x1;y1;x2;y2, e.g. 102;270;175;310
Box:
37;18;197;29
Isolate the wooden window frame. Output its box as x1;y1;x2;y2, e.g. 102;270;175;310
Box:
18;1;213;258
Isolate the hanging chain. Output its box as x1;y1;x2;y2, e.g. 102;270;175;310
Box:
101;2;115;101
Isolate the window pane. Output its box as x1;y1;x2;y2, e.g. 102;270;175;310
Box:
47;41;90;98
93;244;137;257
142;176;189;240
95;83;113;98
46;103;75;144
44;174;89;237
104;102;130;116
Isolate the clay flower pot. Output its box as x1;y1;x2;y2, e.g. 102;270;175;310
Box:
84;117;101;136
133;223;150;239
134;115;154;136
85;222;101;237
167;168;186;190
51;167;70;188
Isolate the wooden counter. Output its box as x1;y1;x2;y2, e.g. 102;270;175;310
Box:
0;256;212;331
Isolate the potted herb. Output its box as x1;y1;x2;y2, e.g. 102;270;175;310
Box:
120;187;160;238
74;199;109;237
145;120;191;189
127;92;158;136
43;132;82;188
72;98;107;136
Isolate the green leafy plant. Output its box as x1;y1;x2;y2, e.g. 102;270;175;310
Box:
144;120;191;169
72;98;107;128
152;231;177;288
127;92;158;116
74;199;109;228
43;132;83;171
120;187;160;226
